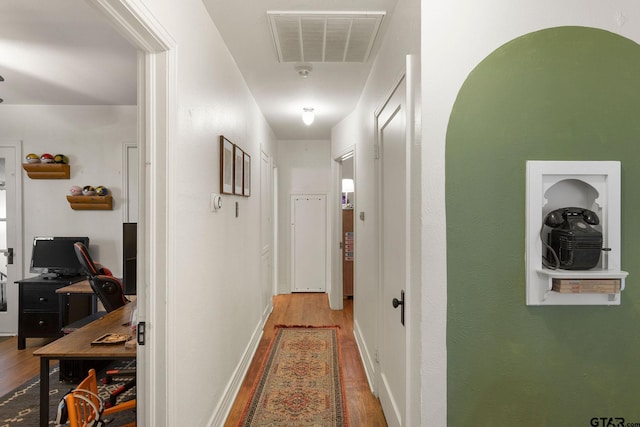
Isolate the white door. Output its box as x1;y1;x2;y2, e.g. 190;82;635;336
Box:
291;195;326;292
377;76;407;427
0;145;21;335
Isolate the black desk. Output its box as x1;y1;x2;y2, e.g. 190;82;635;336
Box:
14;275;88;349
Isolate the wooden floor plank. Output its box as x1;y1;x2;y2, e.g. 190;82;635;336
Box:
0;336;52;396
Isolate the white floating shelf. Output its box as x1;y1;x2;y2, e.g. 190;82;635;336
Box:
525;161;628;306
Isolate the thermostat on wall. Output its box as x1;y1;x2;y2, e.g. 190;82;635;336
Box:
211;193;222;212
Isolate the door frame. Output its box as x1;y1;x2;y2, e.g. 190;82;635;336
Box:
0;142;23;335
87;1;176;425
330;146;355;310
374;54;421;425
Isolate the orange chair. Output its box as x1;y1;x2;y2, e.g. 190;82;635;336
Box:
62;368;136;427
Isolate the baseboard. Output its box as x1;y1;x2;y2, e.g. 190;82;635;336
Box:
262;299;273;323
353;318;377;392
208;304;272;426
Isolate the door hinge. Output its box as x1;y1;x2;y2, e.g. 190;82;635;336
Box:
137;321;146;346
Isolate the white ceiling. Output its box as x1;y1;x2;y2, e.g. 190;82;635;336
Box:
0;0;399;140
0;0;137;105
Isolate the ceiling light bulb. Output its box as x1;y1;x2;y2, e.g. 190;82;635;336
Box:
295;63;313;78
302;108;315;125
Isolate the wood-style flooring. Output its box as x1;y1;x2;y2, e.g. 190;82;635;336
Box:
0;293;387;426
224;293;387;426
0;336;52;396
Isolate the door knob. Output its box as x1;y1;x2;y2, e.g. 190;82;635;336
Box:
0;248;13;264
391;290;405;326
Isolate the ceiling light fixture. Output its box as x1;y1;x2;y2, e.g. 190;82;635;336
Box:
302;108;315;125
295;63;313;78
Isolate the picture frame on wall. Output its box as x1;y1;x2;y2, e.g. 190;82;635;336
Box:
220;136;234;195
243;152;251;196
234;145;244;195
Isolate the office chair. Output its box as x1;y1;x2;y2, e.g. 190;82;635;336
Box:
57;368;136;427
72;242;136;407
74;242;129;312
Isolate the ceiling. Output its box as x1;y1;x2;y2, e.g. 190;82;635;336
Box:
0;0;399;140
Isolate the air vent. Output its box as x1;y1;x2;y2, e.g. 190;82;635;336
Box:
267;11;385;63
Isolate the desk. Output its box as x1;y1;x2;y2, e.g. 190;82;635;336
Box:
33;303;135;427
15;275;87;349
56;280;98;323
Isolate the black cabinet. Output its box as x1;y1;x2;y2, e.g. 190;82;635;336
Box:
16;276;88;350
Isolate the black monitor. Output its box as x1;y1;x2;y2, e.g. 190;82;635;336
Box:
122;223;137;295
30;236;90;279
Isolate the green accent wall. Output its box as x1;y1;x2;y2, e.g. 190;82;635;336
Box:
446;27;640;426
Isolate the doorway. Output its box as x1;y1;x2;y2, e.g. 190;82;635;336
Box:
0;144;22;335
87;1;175;424
340;155;355;300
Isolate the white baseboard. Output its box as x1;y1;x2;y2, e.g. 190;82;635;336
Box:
208;304;272;426
353;318;377;393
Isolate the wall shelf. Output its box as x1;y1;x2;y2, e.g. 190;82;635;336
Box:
22;163;70;179
536;268;627;304
525;161;628;306
66;195;113;210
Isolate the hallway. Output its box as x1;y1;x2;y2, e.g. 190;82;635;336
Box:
224;293;387;426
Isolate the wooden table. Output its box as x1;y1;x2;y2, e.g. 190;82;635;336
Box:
33;303;135;426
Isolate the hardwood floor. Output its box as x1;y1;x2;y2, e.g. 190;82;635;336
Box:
0;336;52;396
1;293;387;426
224;293;388;426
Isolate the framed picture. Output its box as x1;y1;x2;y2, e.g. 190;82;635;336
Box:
243;152;251;196
233;145;244;195
220;136;234;194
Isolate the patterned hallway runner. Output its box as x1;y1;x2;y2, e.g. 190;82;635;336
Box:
239;326;348;426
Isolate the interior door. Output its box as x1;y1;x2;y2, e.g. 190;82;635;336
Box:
291;194;326;292
377;76;407;427
0;145;20;335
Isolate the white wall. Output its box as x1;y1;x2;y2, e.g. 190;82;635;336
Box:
133;1;278;425
276;139;331;294
0;105;137;278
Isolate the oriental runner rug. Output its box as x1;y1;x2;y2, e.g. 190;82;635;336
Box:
239;325;349;426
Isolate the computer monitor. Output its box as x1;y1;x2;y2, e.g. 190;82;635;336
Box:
122;223;137;295
30;236;90;279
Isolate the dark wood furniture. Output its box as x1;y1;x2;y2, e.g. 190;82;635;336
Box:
34;303;135;427
15;275;88;350
56;280;98;324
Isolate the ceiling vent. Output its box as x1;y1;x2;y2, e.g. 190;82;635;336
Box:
267;11;385;63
